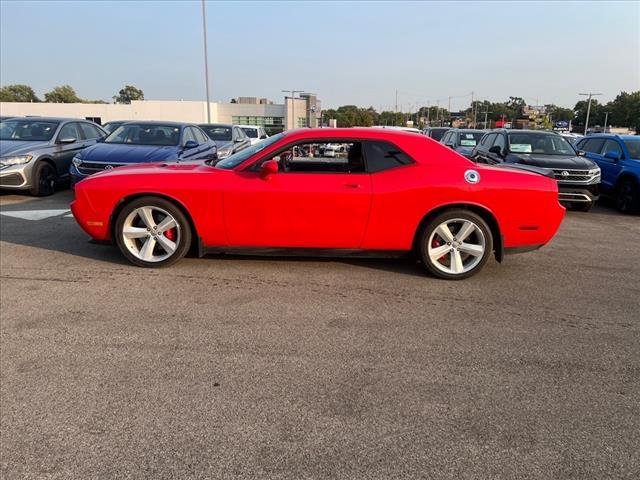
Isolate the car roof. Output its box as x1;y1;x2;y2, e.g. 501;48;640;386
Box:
585;133;638;140
117;120;190;127
3;116;87;122
199;123;233;128
494;129;559;135
235;124;260;129
281;127;431;141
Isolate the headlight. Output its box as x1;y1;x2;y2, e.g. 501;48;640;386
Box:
217;146;233;159
0;155;33;167
72;156;83;167
589;167;601;176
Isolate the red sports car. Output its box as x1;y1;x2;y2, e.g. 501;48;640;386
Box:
71;128;565;279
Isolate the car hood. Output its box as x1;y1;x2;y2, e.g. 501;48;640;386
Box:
0;140;51;156
86;161;220;181
508;154;596;169
78;143;179;163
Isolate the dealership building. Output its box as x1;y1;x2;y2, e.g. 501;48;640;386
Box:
0;94;321;135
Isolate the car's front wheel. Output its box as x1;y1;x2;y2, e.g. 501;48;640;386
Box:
616;178;639;214
114;197;192;267
29;161;56;196
418;210;493;280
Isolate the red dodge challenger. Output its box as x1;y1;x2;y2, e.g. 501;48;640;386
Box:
71;128;565;279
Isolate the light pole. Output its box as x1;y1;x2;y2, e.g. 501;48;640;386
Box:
483;109;492;129
603;111;611;133
579;92;602;135
282;90;303;130
201;0;211;123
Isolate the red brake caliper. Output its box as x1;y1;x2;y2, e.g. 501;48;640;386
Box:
165;228;176;241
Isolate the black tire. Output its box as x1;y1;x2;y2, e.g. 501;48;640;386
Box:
114;196;192;268
417;209;493;280
570;202;594;212
29;161;56;196
616;178;640;214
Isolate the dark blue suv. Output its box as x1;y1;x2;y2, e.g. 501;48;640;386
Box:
575;135;640;213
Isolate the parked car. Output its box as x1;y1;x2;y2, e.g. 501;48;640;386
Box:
71;128;565;280
440;129;487;158
198;123;251;160
0;116;16;121
559;132;584;145
70;121;216;185
101;121;126;134
237;125;269;145
422;127;450;141
575;134;640;213
471;129;601;211
0;117;106;196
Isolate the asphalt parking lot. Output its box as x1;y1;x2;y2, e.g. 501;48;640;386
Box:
1;190;639;479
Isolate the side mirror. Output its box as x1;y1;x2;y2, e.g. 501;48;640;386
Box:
58;137;77;144
604;150;621;161
234;137;243;143
260;159;279;177
184;139;198;149
488;145;503;156
576;150;586;157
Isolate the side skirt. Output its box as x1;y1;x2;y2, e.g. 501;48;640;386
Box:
199;245;411;259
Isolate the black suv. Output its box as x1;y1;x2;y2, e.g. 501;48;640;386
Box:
471;129;601;211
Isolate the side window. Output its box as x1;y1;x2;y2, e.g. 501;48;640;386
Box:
263;141;365;174
193;127;208;144
80;123;104;139
232;127;241;141
58;123;81;142
602;139;623;158
582;138;605;154
364;140;414;173
493;134;506;151
482;133;496;148
183;127;196;144
442;132;453;145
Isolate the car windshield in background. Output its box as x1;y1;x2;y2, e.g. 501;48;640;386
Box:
0;120;59;141
216;134;284;169
105;124;180;146
202;126;232;141
102;122;124;134
508;133;575;155
430;129;448;141
459;132;484;147
241;128;258;138
623;140;640;159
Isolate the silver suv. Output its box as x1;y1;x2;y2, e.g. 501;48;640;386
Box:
0;117;106;196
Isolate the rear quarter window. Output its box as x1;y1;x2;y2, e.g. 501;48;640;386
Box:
364;141;414;173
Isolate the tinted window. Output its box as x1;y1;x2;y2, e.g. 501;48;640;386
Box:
80;122;104;139
582;138;605;154
483;133;497;148
193;127;208;144
623;140;640;159
58;123;81;141
493;134;506;151
430;129;448;141
364;140;414;173
105;124;181;146
602;139;623;158
201;125;232;141
441;132;453;145
0;119;59;141
242;127;258;138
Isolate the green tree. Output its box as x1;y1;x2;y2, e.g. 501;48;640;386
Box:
44;85;82;103
573;99;604;128
546;105;574;123
0;84;40;102
605;91;640;132
113;85;144;104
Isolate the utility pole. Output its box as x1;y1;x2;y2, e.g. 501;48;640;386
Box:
282;89;303;130
448;96;451;125
483;109;492;129
394;90;398;114
579;92;602;135
603;111;611;133
471;91;475;127
201;0;211;123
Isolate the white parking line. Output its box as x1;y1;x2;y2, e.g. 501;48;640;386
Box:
0;209;71;221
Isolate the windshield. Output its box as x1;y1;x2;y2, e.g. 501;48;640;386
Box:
458;132;485;147
200;126;232;141
0;120;59;141
508;132;575;155
241;127;258;138
216;134;284;169
623;140;640;159
105;124;180;146
102;122;123;134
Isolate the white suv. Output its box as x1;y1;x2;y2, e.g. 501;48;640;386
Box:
237;125;269;145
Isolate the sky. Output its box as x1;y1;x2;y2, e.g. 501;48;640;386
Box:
1;0;638;111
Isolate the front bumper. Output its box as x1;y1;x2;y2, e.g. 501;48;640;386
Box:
558;184;599;203
0;163;33;190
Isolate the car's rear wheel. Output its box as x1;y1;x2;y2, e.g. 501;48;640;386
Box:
418;210;493;280
114;197;192;267
616;179;639;214
29;161;56;196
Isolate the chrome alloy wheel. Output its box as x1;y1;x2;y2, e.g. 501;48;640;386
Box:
427;218;486;275
121;206;181;263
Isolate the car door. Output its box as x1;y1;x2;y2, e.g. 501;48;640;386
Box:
53;122;86;176
474;133;496;163
598;139;625;190
192;127;216;161
223;140;372;248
